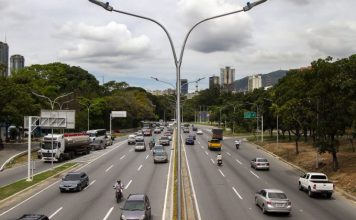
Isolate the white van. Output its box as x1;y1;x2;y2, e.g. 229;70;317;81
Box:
87;129;107;143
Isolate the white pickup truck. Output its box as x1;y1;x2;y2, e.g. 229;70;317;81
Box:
298;172;334;198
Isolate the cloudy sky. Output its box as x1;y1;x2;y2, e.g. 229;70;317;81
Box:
1;0;356;91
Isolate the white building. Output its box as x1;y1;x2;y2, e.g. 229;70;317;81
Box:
248;75;262;92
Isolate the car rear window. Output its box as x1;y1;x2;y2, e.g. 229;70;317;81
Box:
268;192;287;199
161;137;168;140
210;139;219;143
310;175;327;180
257;158;268;162
136;142;144;146
155;151;166;156
124;200;145;211
64;174;81;180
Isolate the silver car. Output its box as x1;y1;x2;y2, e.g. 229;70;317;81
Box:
134;142;146;151
153;150;168;163
255;189;292;214
251;157;270;170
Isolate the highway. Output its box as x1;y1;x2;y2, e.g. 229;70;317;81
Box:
0;133;172;220
184;126;356;220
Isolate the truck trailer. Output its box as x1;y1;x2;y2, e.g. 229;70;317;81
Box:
40;132;91;162
212;128;223;140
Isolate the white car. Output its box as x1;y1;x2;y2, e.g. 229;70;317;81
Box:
196;129;203;135
251;158;270;170
128;134;136;145
135;142;146;151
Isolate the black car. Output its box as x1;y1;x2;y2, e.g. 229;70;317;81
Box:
59;171;89;192
192;126;197;131
17;214;49;220
188;134;196;140
120;194;151;220
185;137;194;145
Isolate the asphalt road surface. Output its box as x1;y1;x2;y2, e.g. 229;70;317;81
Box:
0;133;172;220
184;126;356;220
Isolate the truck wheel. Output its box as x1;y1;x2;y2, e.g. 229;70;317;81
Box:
308;187;313;197
326;193;332;199
298;183;303;191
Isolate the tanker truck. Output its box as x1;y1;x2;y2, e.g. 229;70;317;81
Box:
40;132;91;162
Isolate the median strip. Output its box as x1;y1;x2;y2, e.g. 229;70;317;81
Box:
0;162;77;202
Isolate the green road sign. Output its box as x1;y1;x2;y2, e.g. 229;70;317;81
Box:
244;111;256;119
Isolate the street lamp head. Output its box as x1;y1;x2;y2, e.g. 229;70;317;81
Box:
243;0;268;12
88;0;113;11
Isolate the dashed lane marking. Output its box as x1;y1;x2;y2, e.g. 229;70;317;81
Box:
226;152;231;156
146;154;149;159
205;151;209;156
218;169;225;177
49;207;63;219
120;155;126;160
105;165;113;172
103;207;114;220
235;159;242;165
210;158;215;164
232;187;243;200
84;180;96;190
125;180;132;189
250;170;260;179
137;164;143;171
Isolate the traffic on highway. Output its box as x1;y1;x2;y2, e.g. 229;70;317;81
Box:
0;123;355;220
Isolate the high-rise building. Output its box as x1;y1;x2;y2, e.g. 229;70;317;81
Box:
10;54;25;73
0;41;9;77
181;79;188;94
220;66;235;92
209;76;220;89
248;75;262;92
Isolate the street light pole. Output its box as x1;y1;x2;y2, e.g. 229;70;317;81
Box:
88;1;268;218
32;92;73;169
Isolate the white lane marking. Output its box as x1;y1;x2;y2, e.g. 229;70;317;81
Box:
235;159;242;165
125;180;132;189
146;154;149;159
103;207;114;220
129;149;133;152
162;142;174;220
204;151;208;156
0;141;126;217
105;164;114;172
84;180;96;190
210;158;215;164
137;164;143;171
226;152;231;156
120;155;126;160
197;141;200;144
183;139;202;220
250;170;260;179
49;207;63;219
232;187;243;200
200;146;203;149
218;169;225;177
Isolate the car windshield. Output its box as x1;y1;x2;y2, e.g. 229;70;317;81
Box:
42;142;58;149
88;133;96;137
257;159;268;162
64;174;81;181
154;146;164;151
155;151;166;156
268;192;287;199
160;137;168;140
123;200;145;211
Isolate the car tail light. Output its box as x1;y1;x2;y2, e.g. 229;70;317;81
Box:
266;200;272;205
266;163;269;165
256;163;260;166
287;201;291;205
313;184;316;189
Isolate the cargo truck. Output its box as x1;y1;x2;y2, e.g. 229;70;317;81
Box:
40;132;91;162
212;128;223;140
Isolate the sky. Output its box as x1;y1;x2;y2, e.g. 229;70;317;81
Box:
1;0;356;91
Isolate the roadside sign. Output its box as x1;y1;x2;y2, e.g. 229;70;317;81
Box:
41;110;76;129
244;111;256;119
111;111;127;118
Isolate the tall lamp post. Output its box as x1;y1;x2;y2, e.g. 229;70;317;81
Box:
88;1;268;218
79;101;98;131
32;92;73;168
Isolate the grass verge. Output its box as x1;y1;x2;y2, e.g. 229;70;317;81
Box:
0;162;77;201
5;150;39;169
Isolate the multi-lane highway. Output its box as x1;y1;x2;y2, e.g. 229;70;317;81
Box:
0;133;172;220
1;125;356;220
183;126;356;220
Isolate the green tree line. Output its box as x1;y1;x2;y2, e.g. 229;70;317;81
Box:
179;55;356;171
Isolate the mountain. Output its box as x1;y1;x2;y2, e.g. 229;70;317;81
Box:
234;70;287;92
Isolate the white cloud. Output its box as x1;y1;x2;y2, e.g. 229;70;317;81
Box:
307;21;356;57
177;0;252;53
57;22;153;70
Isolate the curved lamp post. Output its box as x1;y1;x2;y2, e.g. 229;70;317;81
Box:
88;1;268;218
